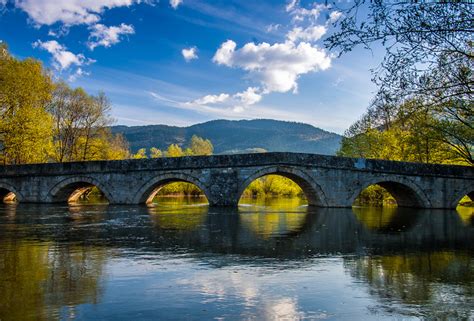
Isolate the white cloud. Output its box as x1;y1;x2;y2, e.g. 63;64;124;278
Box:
234;87;262;106
33;40;94;70
68;67;90;82
181;46;198;62
14;0;147;26
192;93;229;105
213;40;331;93
286;25;326;43
185;87;262;114
212;40;236;66
186;0;334;120
266;24;281;33
285;0;299;12
289;2;327;22
87;23;135;50
170;0;182;9
329;11;342;22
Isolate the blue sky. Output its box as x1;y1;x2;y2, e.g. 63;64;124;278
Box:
0;0;383;134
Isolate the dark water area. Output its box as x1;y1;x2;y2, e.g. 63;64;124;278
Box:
0;198;473;320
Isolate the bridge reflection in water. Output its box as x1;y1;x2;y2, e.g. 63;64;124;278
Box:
0;201;472;320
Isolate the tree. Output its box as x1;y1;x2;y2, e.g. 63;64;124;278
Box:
0;106;54;164
150;147;163;158
0;41;129;164
242;175;304;198
166;144;184;157
189;135;214;155
48;82;125;162
77;91;113;161
326;1;473;164
139;138;214;198
75;129;129;161
0;44;54;164
338;99;459;164
132;148;147;159
326;1;472;101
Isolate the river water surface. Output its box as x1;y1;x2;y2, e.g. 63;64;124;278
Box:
0;198;473;320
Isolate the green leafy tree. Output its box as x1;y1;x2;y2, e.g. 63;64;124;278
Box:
326;1;473;165
337;99;462;164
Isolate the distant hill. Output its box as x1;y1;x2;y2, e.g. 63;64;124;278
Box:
111;119;342;155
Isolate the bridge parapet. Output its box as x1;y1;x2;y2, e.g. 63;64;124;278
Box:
0;153;471;178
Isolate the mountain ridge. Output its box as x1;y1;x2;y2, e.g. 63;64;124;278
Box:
111;119;342;155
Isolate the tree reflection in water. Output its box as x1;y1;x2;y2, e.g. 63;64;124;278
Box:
344;252;474;319
0;240;106;321
457;205;474;226
239;198;308;239
148;197;208;231
353;206;420;233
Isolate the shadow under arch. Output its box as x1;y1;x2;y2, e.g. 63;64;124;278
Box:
0;182;23;203
351;178;431;208
48;176;114;204
237;166;328;207
133;173;211;204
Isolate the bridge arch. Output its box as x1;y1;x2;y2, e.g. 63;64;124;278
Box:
350;177;431;208
48;176;115;204
237;166;328;206
133;173;211;204
0;182;23;203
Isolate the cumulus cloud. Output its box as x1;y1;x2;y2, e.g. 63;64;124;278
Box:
14;0;146;26
234;87;262;106
170;0;182;9
186;87;263;114
213;40;331;93
87;23;135;50
329;11;342;22
192;93;229;105
33;40;94;70
192;1;334;116
286;25;326;43
181;46;198;62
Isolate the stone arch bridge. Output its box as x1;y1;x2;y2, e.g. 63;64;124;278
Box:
0;153;471;208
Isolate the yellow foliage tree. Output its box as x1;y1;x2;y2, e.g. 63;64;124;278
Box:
132;148;147;159
189;135;213;155
166;144;184;157
0;43;54;164
150;147;163;158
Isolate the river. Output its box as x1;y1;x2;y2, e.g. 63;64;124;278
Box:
0;198;473;320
